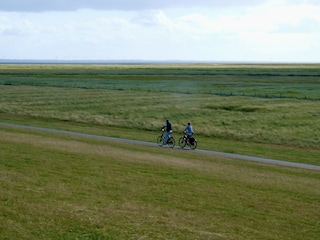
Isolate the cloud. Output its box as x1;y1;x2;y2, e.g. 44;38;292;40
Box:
1;1;320;62
1;0;266;12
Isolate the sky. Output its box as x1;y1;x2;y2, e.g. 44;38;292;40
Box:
0;0;320;62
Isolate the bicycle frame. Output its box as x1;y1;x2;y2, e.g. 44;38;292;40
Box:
179;132;197;150
157;129;175;148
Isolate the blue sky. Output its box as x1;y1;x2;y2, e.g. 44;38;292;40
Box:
1;0;319;62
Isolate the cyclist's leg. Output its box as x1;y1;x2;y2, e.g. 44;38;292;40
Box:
164;131;169;144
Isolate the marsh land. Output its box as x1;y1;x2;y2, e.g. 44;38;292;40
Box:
0;64;319;239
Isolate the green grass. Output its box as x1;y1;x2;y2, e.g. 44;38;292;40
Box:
1;64;320;99
0;64;319;166
0;85;319;147
1;64;320;239
1;126;319;240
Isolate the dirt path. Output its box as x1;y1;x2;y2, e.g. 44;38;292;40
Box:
1;122;319;171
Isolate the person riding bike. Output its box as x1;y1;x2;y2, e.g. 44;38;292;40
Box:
161;119;173;145
183;122;194;144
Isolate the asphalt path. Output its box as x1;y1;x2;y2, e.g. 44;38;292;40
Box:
1;122;319;171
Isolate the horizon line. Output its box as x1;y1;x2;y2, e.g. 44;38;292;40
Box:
0;59;319;65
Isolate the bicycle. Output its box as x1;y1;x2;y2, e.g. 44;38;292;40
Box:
178;131;197;150
157;129;175;148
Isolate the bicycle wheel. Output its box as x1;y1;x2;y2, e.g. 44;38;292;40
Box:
167;137;175;148
157;136;164;146
179;137;186;148
190;139;197;150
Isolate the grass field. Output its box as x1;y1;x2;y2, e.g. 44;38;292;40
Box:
1;64;320;99
1;126;319;240
1;64;319;161
0;64;319;239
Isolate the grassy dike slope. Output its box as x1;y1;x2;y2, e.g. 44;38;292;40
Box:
1;125;319;240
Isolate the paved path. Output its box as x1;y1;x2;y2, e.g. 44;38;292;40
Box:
1;122;319;171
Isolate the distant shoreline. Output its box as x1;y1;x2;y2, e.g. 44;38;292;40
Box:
0;59;318;65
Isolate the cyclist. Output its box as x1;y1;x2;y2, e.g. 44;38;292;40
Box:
183;122;194;143
161;119;173;145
